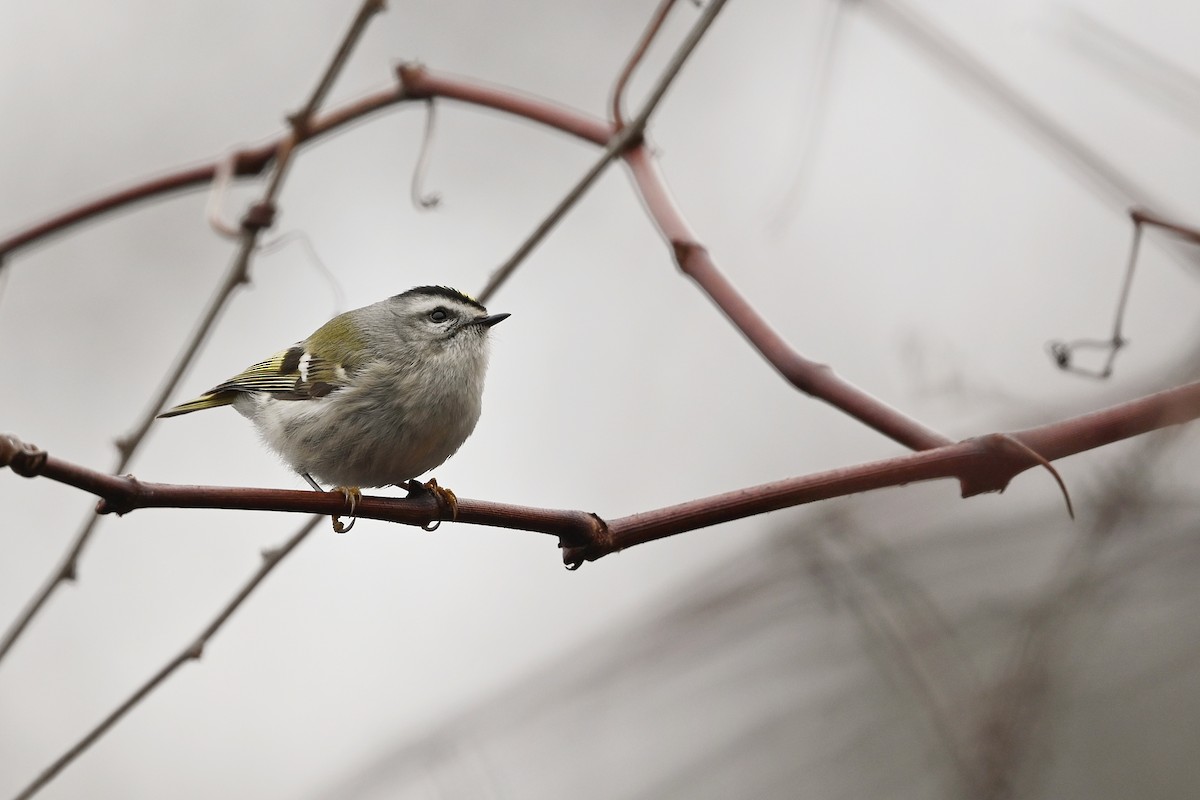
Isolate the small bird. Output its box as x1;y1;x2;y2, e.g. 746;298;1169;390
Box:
159;285;509;530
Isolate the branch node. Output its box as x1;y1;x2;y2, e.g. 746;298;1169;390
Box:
670;239;704;272
560;512;611;569
97;473;143;516
0;434;48;477
185;642;205;661
396;62;428;96
241;201;278;233
285;111;313;140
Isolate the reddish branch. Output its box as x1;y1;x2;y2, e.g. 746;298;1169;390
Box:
4;55;1196;459
1049;208;1200;379
1130;207;1200;245
0;73;603;259
610;0;683;128
622;146;953;452
0;0;389;667
4;15;1198;548
4;5;1200;792
6;378;1200;565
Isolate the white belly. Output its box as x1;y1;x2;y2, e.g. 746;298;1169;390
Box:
233;360;484;488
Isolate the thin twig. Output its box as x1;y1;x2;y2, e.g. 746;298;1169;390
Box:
610;0;681;128
11;518;320;800
290;0;388;129
477;0;730;303
1049;208;1200;379
1131;207;1200;245
0;0;387;667
410;99;443;209
475;124;637;304
0;70;613;258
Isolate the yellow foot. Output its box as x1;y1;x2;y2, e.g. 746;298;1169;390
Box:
405;477;458;530
331;486;363;534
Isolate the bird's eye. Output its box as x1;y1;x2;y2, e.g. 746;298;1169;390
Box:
429;307;449;322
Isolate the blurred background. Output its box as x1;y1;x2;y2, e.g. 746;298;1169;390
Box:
2;0;1199;797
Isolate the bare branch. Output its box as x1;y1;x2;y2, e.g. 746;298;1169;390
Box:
409;99;443;210
5;377;1200;568
1049;208;1200;378
623;146;954;451
290;0;388;129
11;517;320;800
610;0;682;128
0;0;388;666
0;69;609;259
1131;207;1200;245
477;0;731;302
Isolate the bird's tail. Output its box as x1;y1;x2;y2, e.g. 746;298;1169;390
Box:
157;392;236;418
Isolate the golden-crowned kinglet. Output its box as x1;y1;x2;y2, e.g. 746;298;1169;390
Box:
160;286;508;513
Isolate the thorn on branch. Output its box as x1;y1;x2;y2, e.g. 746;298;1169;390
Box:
395;62;428;97
958;434;1074;519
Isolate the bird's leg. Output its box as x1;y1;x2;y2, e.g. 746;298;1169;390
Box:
301;472;360;534
403;477;458;530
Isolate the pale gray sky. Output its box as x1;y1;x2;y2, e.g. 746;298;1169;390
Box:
2;1;1199;797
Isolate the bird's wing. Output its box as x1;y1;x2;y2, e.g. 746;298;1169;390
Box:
157;345;352;418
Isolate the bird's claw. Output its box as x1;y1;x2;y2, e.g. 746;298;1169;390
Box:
331;486;362;534
405;478;458;531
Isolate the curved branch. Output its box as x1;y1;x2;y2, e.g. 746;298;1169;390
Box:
0;68;610;259
611;0;683;128
622;145;954;452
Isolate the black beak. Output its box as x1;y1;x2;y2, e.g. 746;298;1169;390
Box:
476;312;510;328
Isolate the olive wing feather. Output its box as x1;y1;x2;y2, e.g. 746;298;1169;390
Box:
157;345;351;418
